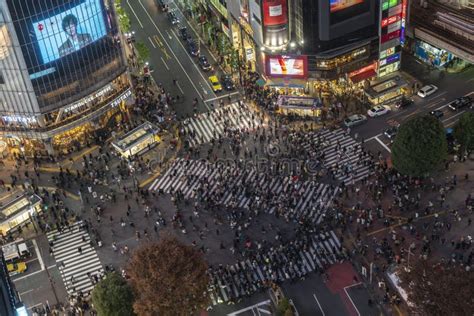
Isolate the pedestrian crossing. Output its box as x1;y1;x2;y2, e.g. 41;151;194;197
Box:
149;158;338;224
181;101;263;147
208;231;344;305
47;221;103;297
300;128;374;185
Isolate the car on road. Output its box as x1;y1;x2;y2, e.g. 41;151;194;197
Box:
367;105;390;117
186;38;199;56
167;11;179;25
448;96;472;111
394;97;414;109
417;84;438;98
178;26;189;40
221;75;235;91
384;126;399;140
344;114;367;127
7;261;27;276
198;56;212;71
209;75;222;92
430;110;444;119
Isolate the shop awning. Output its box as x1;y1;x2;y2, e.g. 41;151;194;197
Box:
349;69;377;84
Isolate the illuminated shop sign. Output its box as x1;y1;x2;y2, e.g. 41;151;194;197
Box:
64;84;113;113
380;47;396;59
111;89;132;108
2;115;37;124
265;55;308;78
381;30;401;43
330;0;365;12
381;15;400;27
379;52;400;66
349;62;377;77
262;0;288;26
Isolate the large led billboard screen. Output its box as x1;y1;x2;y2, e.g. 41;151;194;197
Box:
266;55;307;78
33;0;106;64
330;0;365;13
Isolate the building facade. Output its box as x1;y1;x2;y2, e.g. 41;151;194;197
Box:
0;251;21;316
0;0;132;156
202;0;381;95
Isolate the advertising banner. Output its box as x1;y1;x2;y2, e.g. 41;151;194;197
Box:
330;0;365;12
33;0;106;64
265;55;307;78
262;0;288;26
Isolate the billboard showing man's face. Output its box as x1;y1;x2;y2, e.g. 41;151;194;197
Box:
330;0;365;12
33;0;106;64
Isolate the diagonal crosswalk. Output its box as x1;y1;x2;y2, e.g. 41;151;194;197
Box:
149;158;338;224
181;101;262;147
208;231;345;305
300;128;374;185
47;222;103;297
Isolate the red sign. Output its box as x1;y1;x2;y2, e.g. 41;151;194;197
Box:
265;55;308;78
381;14;400;28
262;0;288;26
349;62;377;77
381;30;401;43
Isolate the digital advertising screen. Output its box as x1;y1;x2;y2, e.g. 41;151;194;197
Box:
262;0;288;26
33;0;106;64
330;0;365;12
266;55;307;78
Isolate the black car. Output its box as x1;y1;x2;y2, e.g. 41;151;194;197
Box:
221;75;235;91
430;110;444;119
198;56;212;71
167;11;179;24
394;97;414;109
448;96;471;111
384;126;398;140
186;39;199;56
178;27;189;40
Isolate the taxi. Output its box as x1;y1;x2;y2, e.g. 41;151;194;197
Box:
7;261;27;276
208;75;222;93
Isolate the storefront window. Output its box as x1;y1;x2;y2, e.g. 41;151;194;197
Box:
415;40;453;67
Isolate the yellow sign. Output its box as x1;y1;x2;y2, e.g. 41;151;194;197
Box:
240;17;253;36
209;0;227;18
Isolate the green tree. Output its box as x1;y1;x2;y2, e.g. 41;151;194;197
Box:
114;0;131;33
127;236;210;315
392;115;447;176
91;272;135;316
454;111;474;152
399;260;474;315
134;41;150;66
277;298;295;316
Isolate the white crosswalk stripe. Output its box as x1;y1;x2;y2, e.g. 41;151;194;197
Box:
47;222;103;297
301;128;374;184
208;231;345;305
149;158;338;224
182;101;262;147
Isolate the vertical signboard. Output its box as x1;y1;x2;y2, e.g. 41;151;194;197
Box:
378;0;407;77
261;0;289;48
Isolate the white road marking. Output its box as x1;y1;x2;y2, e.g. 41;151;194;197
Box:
136;0;203;100
204;91;240;103
32;239;45;271
165;30;172;39
148;36;156;48
19;289;35;296
313;293;326;316
435;90;474;111
12;269;45;281
375;136;391;153
160;57;170;70
226;300;272;316
176;81;185;94
126;0;143;28
366;133;383;142
343;283;362;316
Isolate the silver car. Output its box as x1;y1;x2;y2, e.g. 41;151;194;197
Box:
344;114;367;127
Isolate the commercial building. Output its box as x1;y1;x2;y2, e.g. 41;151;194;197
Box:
0;250;23;316
0;0;132;156
0;192;42;235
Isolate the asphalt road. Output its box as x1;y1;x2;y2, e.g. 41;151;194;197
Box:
124;0;239;118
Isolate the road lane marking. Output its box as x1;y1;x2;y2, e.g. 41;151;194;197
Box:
148;36;156;48
435;90;474;111
204;91;240;103
375;136;391;153
226;300;272;316
126;0;143;28
32;239;45;271
366;133;383;142
343;283;362;316
136;0;204;100
426;98;446;108
165;30;173;39
160;57;170;70
12;269;45;281
176;81;185;94
313;293;326;316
